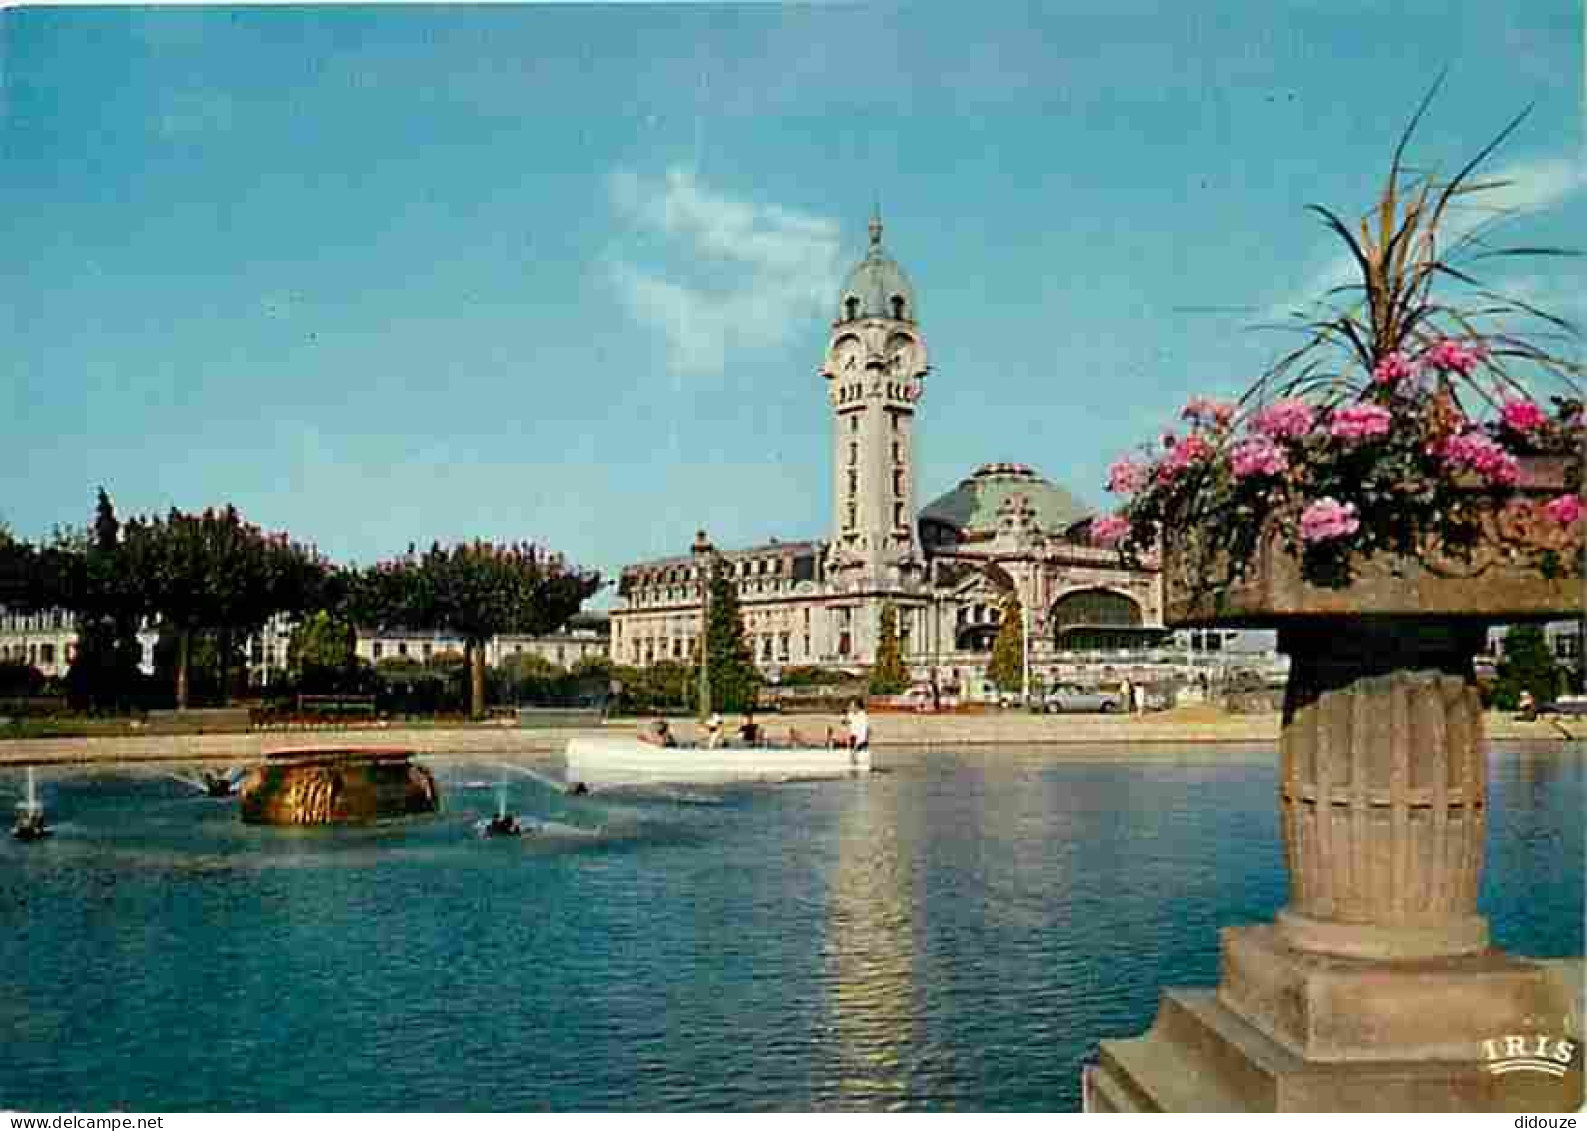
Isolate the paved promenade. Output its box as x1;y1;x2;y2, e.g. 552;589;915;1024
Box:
0;708;1578;766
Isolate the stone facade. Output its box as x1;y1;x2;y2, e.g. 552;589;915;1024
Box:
0;607;79;678
357;614;610;671
0;606;158;680
610;216;1164;693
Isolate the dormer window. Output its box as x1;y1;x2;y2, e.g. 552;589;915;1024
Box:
845;296;860;321
891;295;906;320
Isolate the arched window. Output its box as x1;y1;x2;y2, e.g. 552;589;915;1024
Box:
1049;588;1150;652
891;295;906;319
845;296;860;321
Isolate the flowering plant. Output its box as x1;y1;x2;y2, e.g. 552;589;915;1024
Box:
1097;82;1584;591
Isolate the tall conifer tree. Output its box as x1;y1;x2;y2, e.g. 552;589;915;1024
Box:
987;593;1025;693
870;603;909;694
704;557;760;713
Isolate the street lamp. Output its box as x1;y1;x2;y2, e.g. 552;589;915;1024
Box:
692;529;714;720
1021;597;1031;708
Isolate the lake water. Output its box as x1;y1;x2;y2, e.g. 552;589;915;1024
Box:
2;744;1581;1111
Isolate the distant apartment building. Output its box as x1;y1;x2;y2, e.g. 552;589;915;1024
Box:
356;611;611;671
0;606;161;680
0;607;79;678
2;606;609;688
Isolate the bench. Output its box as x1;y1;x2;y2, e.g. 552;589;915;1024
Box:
296;694;377;717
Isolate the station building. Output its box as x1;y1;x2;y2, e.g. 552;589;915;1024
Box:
610;216;1172;695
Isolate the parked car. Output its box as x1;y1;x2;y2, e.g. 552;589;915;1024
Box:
1044;684;1122;713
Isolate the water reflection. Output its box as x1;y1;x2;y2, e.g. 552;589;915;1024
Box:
822;776;919;1108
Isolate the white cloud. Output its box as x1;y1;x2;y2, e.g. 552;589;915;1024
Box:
1270;150;1587;319
605;168;841;376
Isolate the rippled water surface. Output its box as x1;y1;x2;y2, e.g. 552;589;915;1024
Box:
2;745;1581;1111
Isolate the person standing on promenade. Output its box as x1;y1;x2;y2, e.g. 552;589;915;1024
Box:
1120;677;1133;717
846;700;870;753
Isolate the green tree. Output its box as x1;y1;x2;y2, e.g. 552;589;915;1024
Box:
349;541;599;720
869;603;909;694
496;652;565;706
613;659;692;715
287;609;357;693
120;506;330;709
987;593;1025;694
1494;624;1561;709
702;557;759;714
65;490;147;711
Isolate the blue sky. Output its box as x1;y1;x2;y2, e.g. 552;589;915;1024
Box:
3;2;1582;596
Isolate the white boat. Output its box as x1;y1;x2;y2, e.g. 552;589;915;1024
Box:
565;734;870;788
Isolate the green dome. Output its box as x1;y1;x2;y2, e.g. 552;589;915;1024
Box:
919;463;1093;537
838;215;917;323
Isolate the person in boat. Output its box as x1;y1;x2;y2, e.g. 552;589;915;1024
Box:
846;700;870;754
705;712;725;749
737;712;762;747
640;718;677;747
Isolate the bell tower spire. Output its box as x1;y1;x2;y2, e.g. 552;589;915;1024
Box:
820;214;929;590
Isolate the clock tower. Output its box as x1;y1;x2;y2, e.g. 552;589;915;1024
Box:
821;213;928;590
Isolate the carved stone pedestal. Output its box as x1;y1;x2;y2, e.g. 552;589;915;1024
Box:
1086;612;1584;1111
1086;933;1583;1111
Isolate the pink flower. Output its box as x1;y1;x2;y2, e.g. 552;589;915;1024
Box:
1090;514;1131;547
1438;431;1519;486
1157;433;1214;479
1299;497;1360;544
1251;398;1316;440
1372;352;1418;387
1544;494;1584;526
1422;338;1484;376
1327;403;1393;443
1229;436;1288;479
1499;399;1548;435
1106;459;1149;495
1181;397;1236;427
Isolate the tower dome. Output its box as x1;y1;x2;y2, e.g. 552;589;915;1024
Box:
837;213;917;324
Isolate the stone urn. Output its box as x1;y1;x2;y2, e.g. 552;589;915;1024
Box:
1164;460;1582;961
1089;462;1584;1111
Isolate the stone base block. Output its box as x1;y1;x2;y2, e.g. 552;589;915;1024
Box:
1276;908;1490;961
1220;924;1574;1062
1087;986;1584;1112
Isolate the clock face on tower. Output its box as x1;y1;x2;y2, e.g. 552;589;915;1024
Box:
886;333;917;375
831;335;862;375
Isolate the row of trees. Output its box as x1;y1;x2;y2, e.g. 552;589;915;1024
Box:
0;492;601;718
